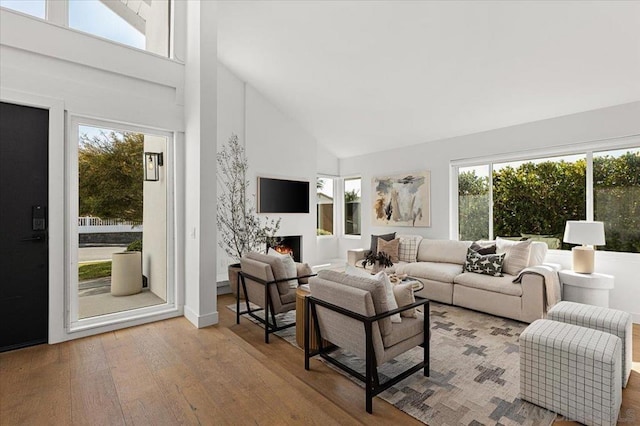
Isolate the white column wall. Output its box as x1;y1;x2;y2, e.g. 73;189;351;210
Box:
183;0;218;327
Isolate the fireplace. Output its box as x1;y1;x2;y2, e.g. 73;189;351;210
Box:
267;235;302;262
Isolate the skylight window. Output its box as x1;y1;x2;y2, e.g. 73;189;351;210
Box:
0;0;45;19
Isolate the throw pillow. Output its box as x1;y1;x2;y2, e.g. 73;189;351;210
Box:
369;232;396;256
496;237;533;276
296;262;313;284
393;282;417;318
267;248;298;288
397;234;423;263
470;241;497;255
464;248;505;277
377;237;400;263
375;271;401;323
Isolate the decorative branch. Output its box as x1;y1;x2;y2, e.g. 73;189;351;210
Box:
217;134;281;262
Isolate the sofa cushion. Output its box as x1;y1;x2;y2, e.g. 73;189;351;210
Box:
464;248;505;277
267;248;298;288
496;237;532;276
393;282;417;318
397;234;423;263
317;269;393;337
377;237;400;262
470;241;497;255
396;261;463;283
417;239;471;264
527;241;548;266
454;272;523;297
382;314;424;348
246;251;295;294
369;232;396;255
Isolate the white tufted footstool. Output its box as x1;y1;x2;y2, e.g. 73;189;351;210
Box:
520;319;622;426
548;301;633;388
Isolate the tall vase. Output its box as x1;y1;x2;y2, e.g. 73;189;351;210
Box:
228;263;244;299
371;261;383;274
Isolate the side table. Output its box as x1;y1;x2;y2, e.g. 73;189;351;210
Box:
295;286;328;350
558;269;614;308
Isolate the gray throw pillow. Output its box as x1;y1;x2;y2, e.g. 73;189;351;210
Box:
369;232;396;255
470;241;497;255
464;248;505;277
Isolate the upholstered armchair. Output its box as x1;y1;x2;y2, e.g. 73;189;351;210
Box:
238;252;314;343
305;270;430;413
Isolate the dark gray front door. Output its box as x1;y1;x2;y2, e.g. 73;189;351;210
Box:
0;101;49;352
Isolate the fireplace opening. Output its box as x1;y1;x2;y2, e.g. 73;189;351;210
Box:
267;235;302;263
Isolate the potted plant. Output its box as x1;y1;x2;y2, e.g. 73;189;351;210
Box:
361;251;394;274
217;134;281;297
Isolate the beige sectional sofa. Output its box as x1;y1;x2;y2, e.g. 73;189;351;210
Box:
348;238;558;323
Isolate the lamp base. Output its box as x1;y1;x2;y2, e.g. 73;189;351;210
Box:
572;246;595;274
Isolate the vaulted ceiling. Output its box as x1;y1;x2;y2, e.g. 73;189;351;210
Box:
218;1;640;158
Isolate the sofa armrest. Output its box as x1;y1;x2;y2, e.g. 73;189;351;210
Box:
520;273;546;323
347;248;368;266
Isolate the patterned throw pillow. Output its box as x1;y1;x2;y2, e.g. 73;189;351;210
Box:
377;237;400;262
464;248;505;277
397;235;423;263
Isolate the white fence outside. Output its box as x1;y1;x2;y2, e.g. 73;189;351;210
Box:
78;217;143;234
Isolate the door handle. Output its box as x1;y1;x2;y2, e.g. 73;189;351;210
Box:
20;235;44;242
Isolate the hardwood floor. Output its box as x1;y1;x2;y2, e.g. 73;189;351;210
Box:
1;294;638;425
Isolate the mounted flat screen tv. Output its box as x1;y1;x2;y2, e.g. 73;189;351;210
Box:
258;177;309;213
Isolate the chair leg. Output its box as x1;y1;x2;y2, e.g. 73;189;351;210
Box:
264;283;270;344
424;301;430;376
304;298;310;370
365;321;374;414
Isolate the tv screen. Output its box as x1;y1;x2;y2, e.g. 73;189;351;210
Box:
258;177;309;213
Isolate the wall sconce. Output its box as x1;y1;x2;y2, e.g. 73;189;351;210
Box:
144;152;163;181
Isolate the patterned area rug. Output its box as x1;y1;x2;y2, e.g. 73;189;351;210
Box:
229;302;555;425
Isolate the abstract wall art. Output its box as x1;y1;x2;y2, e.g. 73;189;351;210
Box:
372;171;431;227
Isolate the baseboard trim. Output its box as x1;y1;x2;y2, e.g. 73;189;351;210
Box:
184;306;218;328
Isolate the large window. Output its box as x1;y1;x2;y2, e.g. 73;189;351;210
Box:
1;0;170;57
344;177;361;236
0;0;45;18
458;165;490;241
317;177;334;236
594;148;640;253
455;144;640;253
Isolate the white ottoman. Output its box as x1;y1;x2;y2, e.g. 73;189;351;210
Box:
548;301;633;388
520;319;622;426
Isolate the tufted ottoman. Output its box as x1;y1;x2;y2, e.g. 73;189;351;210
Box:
520;319;622;426
548;301;633;388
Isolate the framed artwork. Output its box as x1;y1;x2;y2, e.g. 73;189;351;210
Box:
372;170;431;227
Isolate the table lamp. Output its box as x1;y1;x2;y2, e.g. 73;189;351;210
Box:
563;221;606;273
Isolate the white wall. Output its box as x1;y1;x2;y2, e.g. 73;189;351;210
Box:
216;64;321;276
339;101;640;322
143;136;167;300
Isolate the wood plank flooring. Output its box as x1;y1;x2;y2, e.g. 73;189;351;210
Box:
1;294;638;425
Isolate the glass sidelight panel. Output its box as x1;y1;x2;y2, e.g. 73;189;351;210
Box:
76;124;167;319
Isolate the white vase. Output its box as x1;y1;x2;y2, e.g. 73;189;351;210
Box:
111;251;142;296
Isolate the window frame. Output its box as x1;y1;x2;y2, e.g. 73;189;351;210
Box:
67;114;178;333
316;175;337;239
343;176;362;238
450;135;640;253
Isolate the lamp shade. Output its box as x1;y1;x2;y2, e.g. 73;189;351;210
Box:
563;221;606;246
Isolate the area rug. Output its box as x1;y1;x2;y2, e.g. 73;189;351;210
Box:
229;302;556;426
